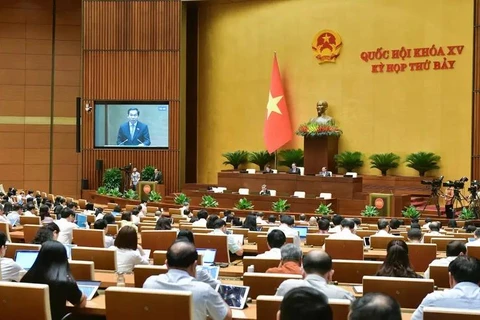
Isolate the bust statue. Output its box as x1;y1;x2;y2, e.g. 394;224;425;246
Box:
311;100;333;125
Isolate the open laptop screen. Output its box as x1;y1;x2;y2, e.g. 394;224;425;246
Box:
77;281;101;300
293;226;308;238
14;250;39;270
196;248;217;265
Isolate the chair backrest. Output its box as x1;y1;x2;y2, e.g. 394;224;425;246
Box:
320;192;332;199
0;222;10;241
467;246;480;260
20;216;41;225
407;243;437;271
269;189;277;196
107;223;119;235
23;224;42;243
324;239;364;260
133;265;168;288
363;276;434;308
71;247;117;271
429;265;450;288
69;260;95;281
431;237;466;251
146;206;158;213
0;282;52;320
453;232;471;238
231;227;249;238
193;233;230;263
370;235;403;249
293;191;305;198
423;307;480;320
246;169;255;174
242;257;280;273
423;234;453;243
332;259;382;284
107;202;117;209
247;231;268;244
355;230;376;238
141;230;177;257
238;188;249;195
73;229;105;248
172;215;187;224
243;272;302;298
152;250;167;265
4;243;40;259
169;208;181;215
257;235;293;254
192;228;212;234
78;199;87;209
305;233;330;246
105;286;193;320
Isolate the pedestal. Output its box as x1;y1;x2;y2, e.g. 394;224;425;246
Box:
138;181;157;202
303;136;339;175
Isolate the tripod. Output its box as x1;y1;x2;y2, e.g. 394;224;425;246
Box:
468;190;480;219
422;186;444;216
450;188;469;211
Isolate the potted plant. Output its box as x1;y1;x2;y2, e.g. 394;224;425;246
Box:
402;205;421;219
103;168;122;190
222;150;249;169
278;149;304;168
106;187;123;198
97;186;108;195
200;195;219;208
174;193;190;205
405;152;441;177
334;151;364;172
123;189;138;200
148;190;162;202
141;165;156;181
315;203;333;215
272;199;290;212
248;151;275;171
361;205;379;217
369;153;400;176
459;207;476;220
235;198;254;210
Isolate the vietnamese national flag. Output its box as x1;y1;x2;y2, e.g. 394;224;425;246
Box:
263;54;292;153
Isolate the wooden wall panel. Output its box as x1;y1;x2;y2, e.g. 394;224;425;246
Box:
473;0;480;179
82;0;181;194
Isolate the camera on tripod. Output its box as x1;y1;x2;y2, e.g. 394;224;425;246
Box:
443;176;468;189
421;175;444;188
468;180;480;193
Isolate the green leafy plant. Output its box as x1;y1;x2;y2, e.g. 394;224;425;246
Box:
278;149;304;167
369;153;400;176
148;190;162;202
272;199;291;212
402;205;421;219
200;195;219;208
106;187;123;198
405;152;441;177
249;151;275;171
103;168;122;190
97;186;108;195
141;165;156;181
222;150;249;169
334;151;364;172
459;207;476;220
315;203;334;215
234;198;254;210
174;193;191;205
361;205;379;217
123;189;138;200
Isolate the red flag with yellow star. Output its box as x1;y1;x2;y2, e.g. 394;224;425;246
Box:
264;54;292;153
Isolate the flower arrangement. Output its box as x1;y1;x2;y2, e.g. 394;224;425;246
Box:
295;121;342;137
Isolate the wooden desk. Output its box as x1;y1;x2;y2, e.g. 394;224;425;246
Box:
217;172;362;199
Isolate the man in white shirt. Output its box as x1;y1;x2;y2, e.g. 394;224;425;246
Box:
255;212;266;225
0;231;24;281
180;202;191;218
371;219;395;237
427;222;443;236
257;229;285;259
130;167;140;191
93;219;115;248
210;220;243;256
23;203;37;217
6;203;22;226
192;210;208;228
424;240;466;279
268;215;301;247
0;204;12;231
329;215;343;233
412;256;480;320
327;219;361;240
55;208;79;244
466;228;480;247
422;218;433;230
143;241;232;320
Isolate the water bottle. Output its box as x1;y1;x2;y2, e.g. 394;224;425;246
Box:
116;272;125;287
247;265;254;273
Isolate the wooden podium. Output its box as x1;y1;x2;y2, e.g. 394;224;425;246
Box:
303;136;339;175
138;181;165;202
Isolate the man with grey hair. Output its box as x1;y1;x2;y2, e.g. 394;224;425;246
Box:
265;243;303;275
275;250;354;301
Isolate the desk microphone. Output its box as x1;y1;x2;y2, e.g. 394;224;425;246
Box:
137;138;144;145
118;139;128;145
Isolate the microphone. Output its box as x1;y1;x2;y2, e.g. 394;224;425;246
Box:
118;139;128;145
137;138;144;145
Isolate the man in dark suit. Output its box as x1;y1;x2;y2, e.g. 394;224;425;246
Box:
259;184;271;196
152;168;163;184
288;162;301;174
116;108;151;146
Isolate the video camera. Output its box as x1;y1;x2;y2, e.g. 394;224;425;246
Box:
119;163;132;171
421;175;444;188
468;180;480;193
443;176;469;189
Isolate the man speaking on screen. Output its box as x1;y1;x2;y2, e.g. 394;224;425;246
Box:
117;108;151;146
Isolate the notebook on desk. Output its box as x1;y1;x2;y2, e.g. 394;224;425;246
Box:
14;250;39;270
353;285;363;294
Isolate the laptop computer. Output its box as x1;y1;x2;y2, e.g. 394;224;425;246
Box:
216;284;250;309
77;281;101;300
75;213;88;228
64;244;77;260
231;234;244;246
14;250;39;270
197;265;220;280
197;248;217;266
293;226;308;238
